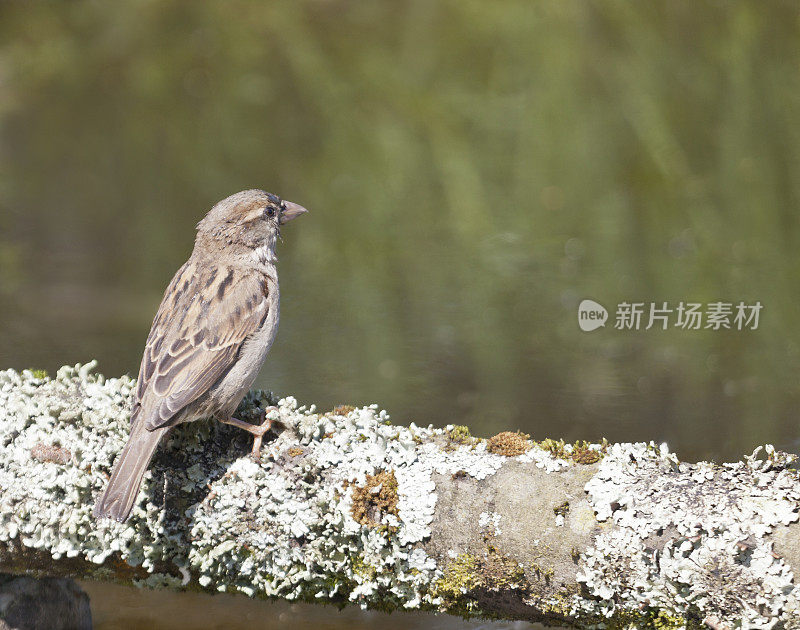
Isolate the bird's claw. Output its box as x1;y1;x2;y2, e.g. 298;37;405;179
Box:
220;406;281;460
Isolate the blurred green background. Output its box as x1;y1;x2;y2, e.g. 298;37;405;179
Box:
2;1;799;628
2;3;800;470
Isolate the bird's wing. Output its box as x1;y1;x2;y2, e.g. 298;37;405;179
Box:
132;261;270;430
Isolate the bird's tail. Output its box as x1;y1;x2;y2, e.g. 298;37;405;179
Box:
93;420;170;522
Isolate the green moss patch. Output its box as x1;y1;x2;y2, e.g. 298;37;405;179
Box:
537;438;608;464
553;501;570;518
433;541;529;616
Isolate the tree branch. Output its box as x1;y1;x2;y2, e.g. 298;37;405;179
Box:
1;363;798;628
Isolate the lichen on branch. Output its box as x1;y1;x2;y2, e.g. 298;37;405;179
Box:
0;363;799;628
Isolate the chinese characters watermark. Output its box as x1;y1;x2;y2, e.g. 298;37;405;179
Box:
579;300;762;332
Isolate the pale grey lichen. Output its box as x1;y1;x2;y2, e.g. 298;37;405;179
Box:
0;363;517;612
1;363;799;628
478;512;503;536
577;441;800;628
517;444;573;473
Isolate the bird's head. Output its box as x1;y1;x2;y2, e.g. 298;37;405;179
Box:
195;189;308;263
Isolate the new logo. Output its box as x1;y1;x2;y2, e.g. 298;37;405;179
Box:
578;299;608;331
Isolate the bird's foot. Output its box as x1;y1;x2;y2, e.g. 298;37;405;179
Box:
220;406;281;460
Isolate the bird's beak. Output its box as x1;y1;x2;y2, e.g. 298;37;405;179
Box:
279;201;309;224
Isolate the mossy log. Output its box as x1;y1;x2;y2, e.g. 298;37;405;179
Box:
1;363;799;629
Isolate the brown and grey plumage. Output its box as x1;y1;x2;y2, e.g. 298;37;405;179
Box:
93;189;307;522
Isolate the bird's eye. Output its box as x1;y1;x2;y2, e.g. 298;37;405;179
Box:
265;206;276;218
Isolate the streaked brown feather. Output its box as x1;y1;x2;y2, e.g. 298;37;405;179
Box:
132;261;270;431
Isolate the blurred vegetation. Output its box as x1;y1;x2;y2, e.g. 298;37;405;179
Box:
1;1;799;462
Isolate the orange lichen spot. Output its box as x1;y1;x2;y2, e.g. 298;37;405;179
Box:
571;443;602;464
30;442;71;465
286;447;304;458
330;404;356;416
486;431;531;457
348;470;399;528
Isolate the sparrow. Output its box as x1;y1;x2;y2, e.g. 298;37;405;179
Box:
93;189;308;522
